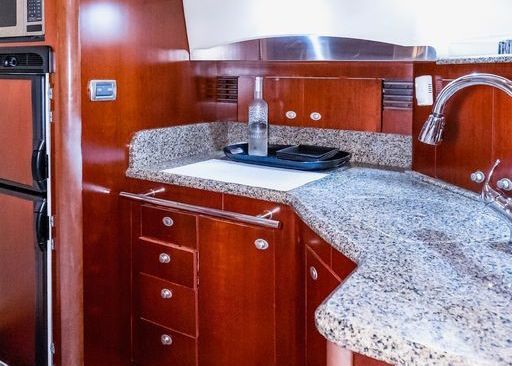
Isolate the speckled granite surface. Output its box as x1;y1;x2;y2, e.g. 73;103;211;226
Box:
290;168;511;366
437;55;512;65
127;124;512;366
129;122;412;170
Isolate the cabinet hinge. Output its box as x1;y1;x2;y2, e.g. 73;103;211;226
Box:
49;111;54;123
50;215;55;227
48;88;54;100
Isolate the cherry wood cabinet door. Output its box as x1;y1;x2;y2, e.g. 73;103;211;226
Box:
303;78;382;131
306;247;341;366
198;217;276;366
265;77;304;126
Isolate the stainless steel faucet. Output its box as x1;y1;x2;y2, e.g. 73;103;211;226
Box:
418;73;512;145
418;72;512;234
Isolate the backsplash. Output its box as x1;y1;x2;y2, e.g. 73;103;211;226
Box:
129;122;412;170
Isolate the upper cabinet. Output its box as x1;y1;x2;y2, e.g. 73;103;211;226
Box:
183;0;512;59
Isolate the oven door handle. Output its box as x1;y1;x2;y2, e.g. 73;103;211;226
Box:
32;140;48;183
35;200;49;252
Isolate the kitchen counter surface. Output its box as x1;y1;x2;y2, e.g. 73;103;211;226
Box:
126;124;511;366
436;54;512;65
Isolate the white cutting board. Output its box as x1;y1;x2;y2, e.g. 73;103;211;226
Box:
162;159;328;192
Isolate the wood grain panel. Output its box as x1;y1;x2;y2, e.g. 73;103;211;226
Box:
203;61;412;131
135;273;197;336
265;77;305;126
0;79;33;186
413;62;512;193
436;86;494;191
492;89;512;187
412;62;438;178
382;109;413;135
304;78;382;131
133;319;197;366
305;247;340;366
0;195;38;366
140;205;197;249
135;238;197;288
80;0;201;364
198;217;276;366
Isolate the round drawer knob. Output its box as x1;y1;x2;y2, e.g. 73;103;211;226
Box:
309;266;318;280
162;216;174;227
310;112;322;121
159;253;171;264
497;178;512;191
285;110;297;119
470;171;485;184
254;239;269;250
161;288;173;299
161;334;173;345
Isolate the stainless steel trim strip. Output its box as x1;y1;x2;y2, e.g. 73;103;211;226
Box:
119;191;282;229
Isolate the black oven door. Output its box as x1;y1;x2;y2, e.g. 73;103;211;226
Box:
0;73;48;193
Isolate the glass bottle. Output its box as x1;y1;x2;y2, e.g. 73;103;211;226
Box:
248;76;268;156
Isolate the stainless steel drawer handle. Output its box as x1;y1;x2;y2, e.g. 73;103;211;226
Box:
310;112;322;121
161;288;173;299
254;239;269;250
159;253;171;264
161;334;173;345
162;216;174;227
120;191;281;229
309;266;318;280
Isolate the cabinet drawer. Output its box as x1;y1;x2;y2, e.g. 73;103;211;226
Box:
140;205;197;249
133;319;197;366
136;273;196;336
135;238;196;288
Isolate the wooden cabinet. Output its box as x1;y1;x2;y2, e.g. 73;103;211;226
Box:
128;186;389;366
301;223;389;366
239;76;383;132
129;191;303;366
197;217;276;366
302;78;382;131
131;204;199;366
306;247;341;366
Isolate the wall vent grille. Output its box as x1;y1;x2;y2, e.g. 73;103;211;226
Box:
216;77;238;103
382;80;413;110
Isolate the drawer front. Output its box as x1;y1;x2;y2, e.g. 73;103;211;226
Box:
141;205;197;249
136;273;196;336
134;319;197;366
135;238;196;288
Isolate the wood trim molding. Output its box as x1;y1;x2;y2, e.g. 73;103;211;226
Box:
54;0;83;364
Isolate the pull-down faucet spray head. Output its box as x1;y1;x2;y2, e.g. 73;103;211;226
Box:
418;113;445;145
418;73;512;146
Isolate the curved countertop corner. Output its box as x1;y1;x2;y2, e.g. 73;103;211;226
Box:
127;161;512;366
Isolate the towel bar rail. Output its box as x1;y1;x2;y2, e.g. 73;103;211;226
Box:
119;191;282;229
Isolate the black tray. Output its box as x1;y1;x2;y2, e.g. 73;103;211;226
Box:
276;144;339;162
223;143;351;171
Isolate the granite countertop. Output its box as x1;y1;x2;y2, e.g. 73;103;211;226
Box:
436;55;512;65
126;123;512;366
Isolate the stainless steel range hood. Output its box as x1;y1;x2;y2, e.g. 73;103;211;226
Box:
190;36;436;61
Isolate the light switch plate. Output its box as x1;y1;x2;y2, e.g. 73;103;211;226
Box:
88;80;117;101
